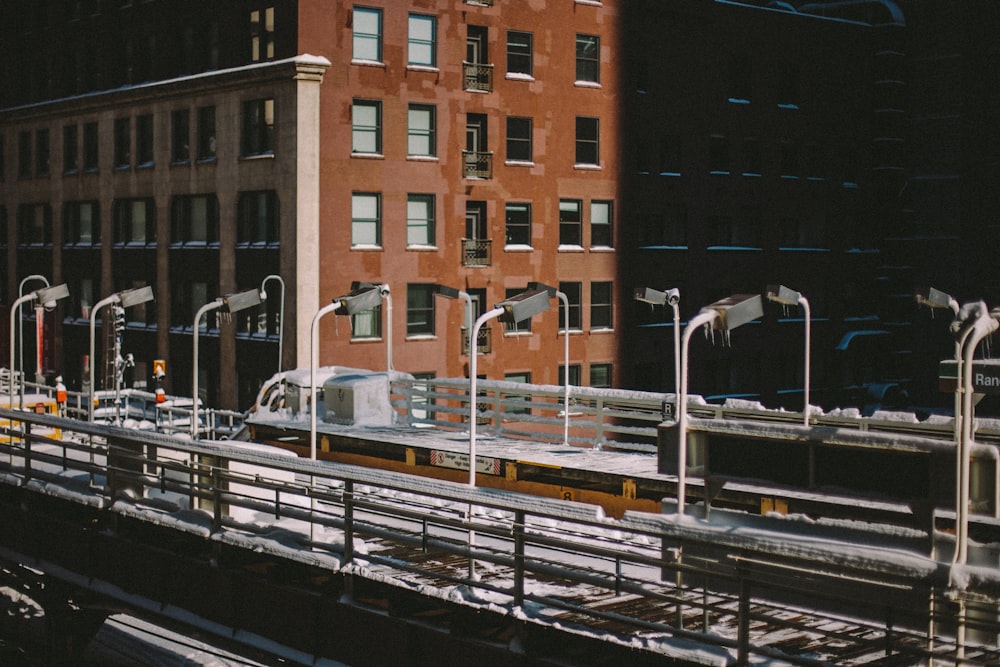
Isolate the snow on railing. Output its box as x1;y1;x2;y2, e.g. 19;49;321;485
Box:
3;408;1000;665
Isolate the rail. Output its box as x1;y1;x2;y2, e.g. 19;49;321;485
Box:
6;374;244;440
389;376;1000;453
2;407;999;665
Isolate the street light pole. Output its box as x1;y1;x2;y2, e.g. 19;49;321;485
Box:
16;275;49;407
191;288;263;438
310;299;343;461
634;287;682;398
677;294;763;517
261;274;285;374
766;285;812;426
87;286;155;422
528;282;571;445
468;306;506;487
8;284;69;411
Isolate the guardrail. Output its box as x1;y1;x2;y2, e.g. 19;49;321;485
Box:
389;376;996;453
2;408;999;665
6;375;244;440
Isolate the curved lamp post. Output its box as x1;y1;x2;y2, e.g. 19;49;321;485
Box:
191;288;264;438
432;284;474;358
16;275;49;406
528;282;572;445
88;286;155;422
9;283;69;411
765;285;811;426
677;294;762;516
261;274;285;374
468;288;552;486
634;287;682;398
309;283;383;460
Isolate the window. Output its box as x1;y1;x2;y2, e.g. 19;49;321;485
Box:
250;7;274;62
506;116;532;162
728;53;751;103
406;194;435;246
68;277;94;321
559;282;582;331
242;98;274;156
237;190;279;245
558;364;582;388
136;114;153;166
172;109;190;163
407;104;435;157
504;372;531;414
589;363;612;388
64;201;99;246
112;198;156;245
780;140;798;177
742;138;761;175
659;135;681;175
83;122;99;171
17;203;52;245
63;125;79;173
506;30;532;76
17;131;31;178
408;14;436;67
505;202;531;246
575;117;599;166
114;117;130;168
709;135;729;174
590;200;613;247
352;7;382;62
591;281;613;330
407;284;435;336
197;106;216;160
352;306;381;339
35;129;50;177
559;199;582;246
575;34;599;83
173;280;218;329
352;99;381;154
171;195;219;245
352;192;381;246
778;62;800;108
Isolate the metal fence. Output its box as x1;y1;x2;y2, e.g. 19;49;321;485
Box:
4;407;998;665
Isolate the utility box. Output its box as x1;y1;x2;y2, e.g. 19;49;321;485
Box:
323;373;394;426
657;421;707;476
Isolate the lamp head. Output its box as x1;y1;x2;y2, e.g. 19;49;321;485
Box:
497;289;551;324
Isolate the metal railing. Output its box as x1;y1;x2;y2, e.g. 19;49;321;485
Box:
5;374;243;440
462;61;494;92
461;237;492;266
462;150;493;179
2;407;999;666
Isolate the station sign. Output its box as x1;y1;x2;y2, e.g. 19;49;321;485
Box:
939;358;1000;394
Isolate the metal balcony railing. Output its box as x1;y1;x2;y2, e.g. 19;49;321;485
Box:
461;237;492;267
464;0;493;5
460;324;493;355
463;61;494;92
463;150;493;179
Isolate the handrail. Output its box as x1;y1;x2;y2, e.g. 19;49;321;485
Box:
1;407;999;665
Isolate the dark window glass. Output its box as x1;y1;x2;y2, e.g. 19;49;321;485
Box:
237;190;279;245
241;99;274;156
506;30;532;76
63;125;79;173
506;116;532;162
575;117;599;165
407;284;435;335
172;109;190;163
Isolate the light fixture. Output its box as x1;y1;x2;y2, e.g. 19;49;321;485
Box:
634;286;683;401
88;286;155;422
192;289;265;438
468;289;553;486
9;283;69;412
765;285;811;426
676;294;762;516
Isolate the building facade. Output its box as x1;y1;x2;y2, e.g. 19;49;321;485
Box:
2;0;985;414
